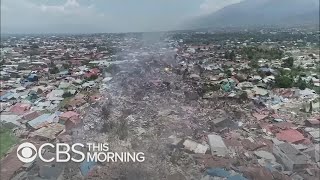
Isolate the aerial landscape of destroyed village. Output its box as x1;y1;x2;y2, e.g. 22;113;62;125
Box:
0;0;319;180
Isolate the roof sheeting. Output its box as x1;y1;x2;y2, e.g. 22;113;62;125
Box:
27;114;51;129
30;123;65;140
26;112;61;129
46;90;64;101
9;103;31;115
276;129;305;143
0;114;21;125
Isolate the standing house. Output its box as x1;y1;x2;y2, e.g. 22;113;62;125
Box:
20;111;41;124
0;92;15;102
9;103;31;115
27;112;61;130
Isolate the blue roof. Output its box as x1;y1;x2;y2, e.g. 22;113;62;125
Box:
27;112;62;128
207;168;230;178
49;111;62;120
28;74;38;78
80;160;96;176
0;92;13;101
27;114;51;128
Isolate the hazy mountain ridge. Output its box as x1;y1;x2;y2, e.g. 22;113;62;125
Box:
185;0;319;29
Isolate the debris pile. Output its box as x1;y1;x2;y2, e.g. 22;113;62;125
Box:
0;31;319;179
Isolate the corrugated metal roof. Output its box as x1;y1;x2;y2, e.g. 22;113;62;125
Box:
0;92;14;101
0;114;21;125
27;114;51;129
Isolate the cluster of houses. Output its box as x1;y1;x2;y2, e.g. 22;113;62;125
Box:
173;31;320;179
0;36;113;146
0;30;319;179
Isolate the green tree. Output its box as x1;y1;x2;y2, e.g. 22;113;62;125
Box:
307;79;314;89
31;44;39;49
49;63;59;74
275;75;293;88
62;63;70;70
62;91;73;98
225;51;230;59
295;77;307;90
249;59;259;68
49;67;59;74
88;74;98;81
230;51;236;61
225;69;232;77
282;57;294;68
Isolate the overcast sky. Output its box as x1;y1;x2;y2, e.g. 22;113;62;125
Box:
1;0;243;33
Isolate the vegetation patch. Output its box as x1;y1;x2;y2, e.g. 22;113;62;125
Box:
0;126;17;158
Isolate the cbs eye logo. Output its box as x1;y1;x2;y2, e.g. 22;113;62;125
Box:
17;142;38;163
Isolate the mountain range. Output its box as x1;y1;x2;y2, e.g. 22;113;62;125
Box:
185;0;319;29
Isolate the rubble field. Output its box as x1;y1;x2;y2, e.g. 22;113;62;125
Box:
0;31;319;180
69;42;319;179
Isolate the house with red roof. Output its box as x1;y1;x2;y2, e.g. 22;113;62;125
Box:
9;103;31;115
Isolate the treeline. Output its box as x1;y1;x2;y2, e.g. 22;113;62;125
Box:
171;31;319;45
240;47;283;60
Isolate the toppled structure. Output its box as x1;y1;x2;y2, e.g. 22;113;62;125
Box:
273;142;310;171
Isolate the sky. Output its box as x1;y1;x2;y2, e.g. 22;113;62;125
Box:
1;0;243;33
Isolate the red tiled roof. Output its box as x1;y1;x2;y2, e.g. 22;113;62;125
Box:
9;103;31;115
276;129;305;143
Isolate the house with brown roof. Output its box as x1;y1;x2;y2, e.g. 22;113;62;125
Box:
9;103;31;115
59;111;81;130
